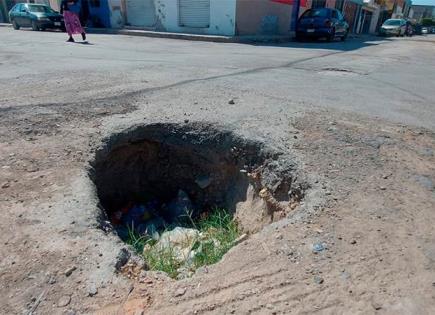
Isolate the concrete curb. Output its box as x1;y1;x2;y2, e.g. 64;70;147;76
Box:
1;24;376;44
105;29;293;44
117;29;235;43
0;24;291;43
81;27;293;43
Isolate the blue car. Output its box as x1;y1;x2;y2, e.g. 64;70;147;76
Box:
296;8;349;42
9;3;64;31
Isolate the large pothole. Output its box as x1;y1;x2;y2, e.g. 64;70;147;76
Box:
90;123;307;278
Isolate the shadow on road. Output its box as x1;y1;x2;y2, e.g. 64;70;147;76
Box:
255;36;393;52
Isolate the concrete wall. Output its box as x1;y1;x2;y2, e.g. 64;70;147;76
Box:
325;0;336;8
235;0;292;36
108;0;123;28
0;0;6;23
369;5;380;34
48;0;60;11
154;0;236;36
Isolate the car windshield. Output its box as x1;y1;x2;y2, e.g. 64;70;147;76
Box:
384;20;401;26
27;5;54;13
302;9;330;18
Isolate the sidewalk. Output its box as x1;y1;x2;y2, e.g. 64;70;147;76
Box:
92;27;293;43
1;23;383;43
0;23;292;43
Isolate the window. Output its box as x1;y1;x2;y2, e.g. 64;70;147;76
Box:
302;8;330;18
383;19;401;26
12;4;21;12
27;5;53;13
337;11;344;21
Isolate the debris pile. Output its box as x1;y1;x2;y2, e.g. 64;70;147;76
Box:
109;190;194;242
108;190;240;279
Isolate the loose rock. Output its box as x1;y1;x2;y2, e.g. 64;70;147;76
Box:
314;276;324;284
57;295;71;307
64;266;76;277
87;285;98;297
152;227;200;263
174;287;186;297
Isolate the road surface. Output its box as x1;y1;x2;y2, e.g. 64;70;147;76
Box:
1;28;434;314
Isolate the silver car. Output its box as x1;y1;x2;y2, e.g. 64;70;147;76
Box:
380;19;407;37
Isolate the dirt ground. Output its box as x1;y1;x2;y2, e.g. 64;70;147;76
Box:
1;106;434;314
1;30;435;314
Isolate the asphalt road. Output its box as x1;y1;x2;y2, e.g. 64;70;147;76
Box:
1;28;435;315
1;28;434;130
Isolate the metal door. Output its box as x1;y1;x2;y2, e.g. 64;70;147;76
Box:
361;10;372;34
125;0;156;28
178;0;210;28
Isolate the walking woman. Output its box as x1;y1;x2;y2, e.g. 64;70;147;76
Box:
60;0;86;43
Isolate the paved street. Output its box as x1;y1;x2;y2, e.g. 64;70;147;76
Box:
1;28;435;314
1;28;435;129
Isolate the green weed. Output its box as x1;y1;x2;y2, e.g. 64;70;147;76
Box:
124;208;240;279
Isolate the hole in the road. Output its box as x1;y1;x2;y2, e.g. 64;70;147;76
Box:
90;123;305;278
318;67;362;76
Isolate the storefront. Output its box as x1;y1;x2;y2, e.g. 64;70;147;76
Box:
121;0;236;36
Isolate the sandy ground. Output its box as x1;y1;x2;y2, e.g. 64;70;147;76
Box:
0;29;434;314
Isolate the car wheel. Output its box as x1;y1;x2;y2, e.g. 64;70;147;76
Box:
12;20;20;30
31;20;39;31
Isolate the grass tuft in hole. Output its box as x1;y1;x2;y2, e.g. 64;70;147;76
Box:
193;209;239;268
125;208;239;279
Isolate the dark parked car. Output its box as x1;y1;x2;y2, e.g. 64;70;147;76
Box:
414;24;423;35
296;8;349;42
9;3;64;31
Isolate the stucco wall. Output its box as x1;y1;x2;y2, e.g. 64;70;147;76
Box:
108;0;123;28
154;0;236;36
49;0;60;11
235;0;292;36
369;6;380;34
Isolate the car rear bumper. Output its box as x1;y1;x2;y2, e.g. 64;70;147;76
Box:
36;20;65;29
379;29;400;36
297;27;334;38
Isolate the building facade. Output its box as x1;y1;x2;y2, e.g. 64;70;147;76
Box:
410;4;435;22
117;0;311;36
120;0;236;35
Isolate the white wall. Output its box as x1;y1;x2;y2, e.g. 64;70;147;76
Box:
369;6;380;34
108;0;124;28
154;0;236;36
